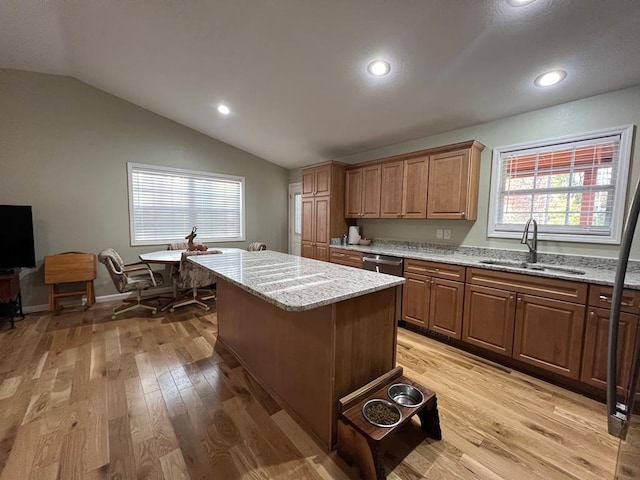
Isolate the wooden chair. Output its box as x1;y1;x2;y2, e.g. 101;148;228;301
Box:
44;252;97;312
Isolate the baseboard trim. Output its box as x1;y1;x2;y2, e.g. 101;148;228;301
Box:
23;287;174;314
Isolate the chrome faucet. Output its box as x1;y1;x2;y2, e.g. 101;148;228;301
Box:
521;218;538;263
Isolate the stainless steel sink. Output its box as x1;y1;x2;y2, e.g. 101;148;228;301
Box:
478;259;585;275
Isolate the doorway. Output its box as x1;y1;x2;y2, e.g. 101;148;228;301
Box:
288;183;302;255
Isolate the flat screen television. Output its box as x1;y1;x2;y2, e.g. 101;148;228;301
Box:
0;205;36;271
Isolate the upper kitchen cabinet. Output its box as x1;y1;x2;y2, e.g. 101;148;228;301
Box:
345;165;381;218
302;163;332;197
301;162;349;262
427;141;484;220
380;157;429;219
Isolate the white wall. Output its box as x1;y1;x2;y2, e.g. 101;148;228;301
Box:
0;69;289;307
296;85;640;261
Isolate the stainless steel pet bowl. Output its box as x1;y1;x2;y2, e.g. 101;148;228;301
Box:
362;399;403;428
387;383;424;407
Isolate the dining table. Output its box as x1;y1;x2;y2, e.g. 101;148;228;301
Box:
138;247;246;310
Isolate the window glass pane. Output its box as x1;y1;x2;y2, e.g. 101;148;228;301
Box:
489;129;630;243
294;193;302;235
128;164;245;245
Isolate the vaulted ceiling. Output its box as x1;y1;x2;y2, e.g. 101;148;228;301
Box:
2;0;640;168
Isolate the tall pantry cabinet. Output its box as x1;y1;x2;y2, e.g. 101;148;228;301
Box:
301;162;350;262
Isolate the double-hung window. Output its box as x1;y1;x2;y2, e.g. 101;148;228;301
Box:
128;163;245;246
488;125;634;244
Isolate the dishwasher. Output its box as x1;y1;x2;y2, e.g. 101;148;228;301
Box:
363;253;404;322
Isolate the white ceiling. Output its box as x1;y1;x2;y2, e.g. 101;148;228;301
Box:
2;0;640;169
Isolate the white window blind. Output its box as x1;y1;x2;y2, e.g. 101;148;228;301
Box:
128;163;245;246
488;125;633;244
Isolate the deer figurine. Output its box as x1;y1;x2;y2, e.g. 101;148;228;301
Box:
185;227;208;251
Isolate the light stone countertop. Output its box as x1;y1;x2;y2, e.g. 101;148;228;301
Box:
188;250;404;311
330;242;640;290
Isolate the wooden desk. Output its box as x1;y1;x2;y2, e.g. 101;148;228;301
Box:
0;271;22;328
44;252;96;312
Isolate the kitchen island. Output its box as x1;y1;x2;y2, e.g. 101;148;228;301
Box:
189;250;404;450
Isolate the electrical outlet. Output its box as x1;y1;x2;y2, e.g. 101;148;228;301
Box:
436;228;443;239
444;229;451;240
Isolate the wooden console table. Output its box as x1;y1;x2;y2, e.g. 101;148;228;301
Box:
0;271;23;328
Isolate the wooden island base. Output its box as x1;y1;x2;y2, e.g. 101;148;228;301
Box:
215;278;401;450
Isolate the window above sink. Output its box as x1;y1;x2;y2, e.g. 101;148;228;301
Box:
487;125;634;245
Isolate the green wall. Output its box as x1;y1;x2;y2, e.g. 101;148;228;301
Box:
291;85;640;261
0;69;289;307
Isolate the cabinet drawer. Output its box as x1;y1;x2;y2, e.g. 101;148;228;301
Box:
467;268;587;304
588;285;640;314
404;259;465;281
330;249;363;268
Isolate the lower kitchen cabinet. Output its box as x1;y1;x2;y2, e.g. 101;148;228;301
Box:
462;284;515;356
581;307;639;393
402;273;429;327
402;260;464;338
429;278;464;339
512;295;585;379
329;248;363;268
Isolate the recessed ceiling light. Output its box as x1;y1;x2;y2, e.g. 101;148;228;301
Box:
217;104;230;115
507;0;537;6
534;70;567;87
367;60;391;76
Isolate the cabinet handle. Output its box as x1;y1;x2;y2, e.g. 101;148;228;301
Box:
509;295;515;301
461;212;465;216
517;296;522;304
599;294;634;307
590;311;596;318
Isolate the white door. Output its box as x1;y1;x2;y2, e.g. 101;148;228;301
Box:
289;183;302;255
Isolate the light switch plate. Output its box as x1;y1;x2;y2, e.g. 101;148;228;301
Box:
436;228;443;239
444;229;451;240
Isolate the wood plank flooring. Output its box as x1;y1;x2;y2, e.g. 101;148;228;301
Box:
0;301;618;479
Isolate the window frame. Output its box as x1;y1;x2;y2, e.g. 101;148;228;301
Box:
487;125;634;245
127;162;246;246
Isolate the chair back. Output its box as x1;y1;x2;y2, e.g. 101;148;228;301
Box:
175;250;222;290
248;242;267;251
168;242;189;250
98;248;128;293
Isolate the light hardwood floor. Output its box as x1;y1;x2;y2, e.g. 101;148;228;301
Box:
0;301;618;479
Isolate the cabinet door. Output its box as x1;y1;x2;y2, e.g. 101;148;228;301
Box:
427;149;470;219
313;197;330;245
463;284;516;356
314;164;332;196
362;165;381;218
513;294;585;379
345;169;363;218
429;279;464;339
301;242;315;259
302;169;316;196
581;307;638;393
402;273;430;327
380;161;404;218
402;157;429;219
301;197;315;243
315;244;330;263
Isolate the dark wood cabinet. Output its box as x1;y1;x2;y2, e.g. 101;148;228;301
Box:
380;161;404;218
330;249;363;268
512;295;585;379
462;284;515;356
301;162;348;262
402;273;430;327
0;271;22;328
402;259;464;338
345;165;381;219
427;143;483;220
581;307;639;393
429;278;464;338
